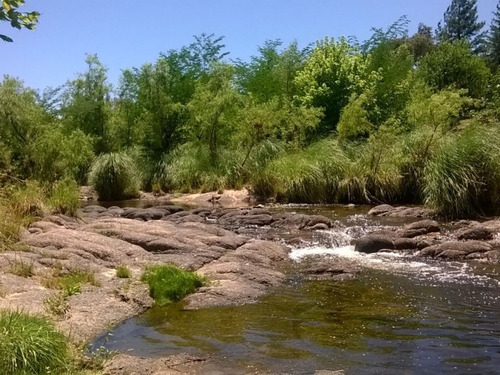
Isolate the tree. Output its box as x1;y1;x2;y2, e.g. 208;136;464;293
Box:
417;40;490;98
187;64;242;165
407;23;435;61
61;54;112;153
488;1;500;66
436;0;486;53
294;37;375;134
235;40;309;102
0;0;39;42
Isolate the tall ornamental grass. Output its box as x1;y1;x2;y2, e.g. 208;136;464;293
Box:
88;151;141;201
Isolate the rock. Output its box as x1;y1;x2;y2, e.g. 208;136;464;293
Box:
393;238;419;250
272;213;332;230
368;205;434;218
354;235;394;254
82;205;107;213
398;220;440;238
184;240;288;309
456;226;493;241
104;353;212;375
417;241;492;259
368;204;394;216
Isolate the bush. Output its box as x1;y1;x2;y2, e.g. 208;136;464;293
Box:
0;310;70;374
88;151;141;201
141;265;205;306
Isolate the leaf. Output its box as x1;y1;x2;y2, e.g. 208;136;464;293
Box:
0;33;13;42
2;0;11;11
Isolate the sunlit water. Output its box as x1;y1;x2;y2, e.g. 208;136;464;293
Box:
93;206;500;374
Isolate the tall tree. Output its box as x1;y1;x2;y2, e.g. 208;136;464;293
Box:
436;0;486;53
61;54;112;153
488;1;500;66
0;0;39;42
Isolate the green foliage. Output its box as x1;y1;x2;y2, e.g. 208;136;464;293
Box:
61;54;112;154
89;151;141;201
141;265;205;306
0;309;70;374
28;127;93;184
187;63;242;165
418;40;490;98
116;265;131;279
47;178;80;216
437;0;486;53
163;142;243;192
294;37;375;133
0;0;39;42
337;94;373;140
235;40;309;102
424;124;500;218
488;1;500;66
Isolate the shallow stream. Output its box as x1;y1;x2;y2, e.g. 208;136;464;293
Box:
93;205;500;374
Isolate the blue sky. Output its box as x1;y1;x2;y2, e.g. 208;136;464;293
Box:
0;0;498;92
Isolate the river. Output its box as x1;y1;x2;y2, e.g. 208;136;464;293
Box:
92;205;500;374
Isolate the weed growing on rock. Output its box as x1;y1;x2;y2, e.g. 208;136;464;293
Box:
116;265;131;278
9;259;34;278
141;265;205;306
0;309;71;374
44;292;69;317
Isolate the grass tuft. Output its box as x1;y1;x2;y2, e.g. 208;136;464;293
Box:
88;151;141;201
0;309;71;374
116;265;131;279
141;265;205;306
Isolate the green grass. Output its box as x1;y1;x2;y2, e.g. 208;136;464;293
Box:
0;310;71;374
116;265;131;279
423;125;500;218
42;269;100;297
141;265;206;306
88;151;141;201
47;178;80;216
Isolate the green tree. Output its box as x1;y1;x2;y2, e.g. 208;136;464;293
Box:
417;40;489;98
235;40;309;102
0;0;39;42
187;64;242;165
488;1;500;66
61;54;112;153
407;23;435;61
294;37;374;134
437;0;486;53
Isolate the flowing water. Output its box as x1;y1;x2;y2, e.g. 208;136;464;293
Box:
93;205;500;374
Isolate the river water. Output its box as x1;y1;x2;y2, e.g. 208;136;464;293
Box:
92;205;500;374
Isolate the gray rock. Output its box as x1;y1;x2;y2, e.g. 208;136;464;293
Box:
355;235;394;254
417;241;492;259
456;226;493;241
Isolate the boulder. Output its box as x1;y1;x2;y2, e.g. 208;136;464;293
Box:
355;235;394;254
456;226;493;241
417;241;492;259
398;220;440;238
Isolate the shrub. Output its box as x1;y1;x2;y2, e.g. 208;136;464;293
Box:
116;265;131;279
88;151;141;201
0;310;70;374
141;265;205;306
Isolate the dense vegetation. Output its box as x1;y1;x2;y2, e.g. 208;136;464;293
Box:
2;0;500;218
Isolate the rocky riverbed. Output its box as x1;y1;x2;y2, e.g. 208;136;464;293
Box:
0;201;499;374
